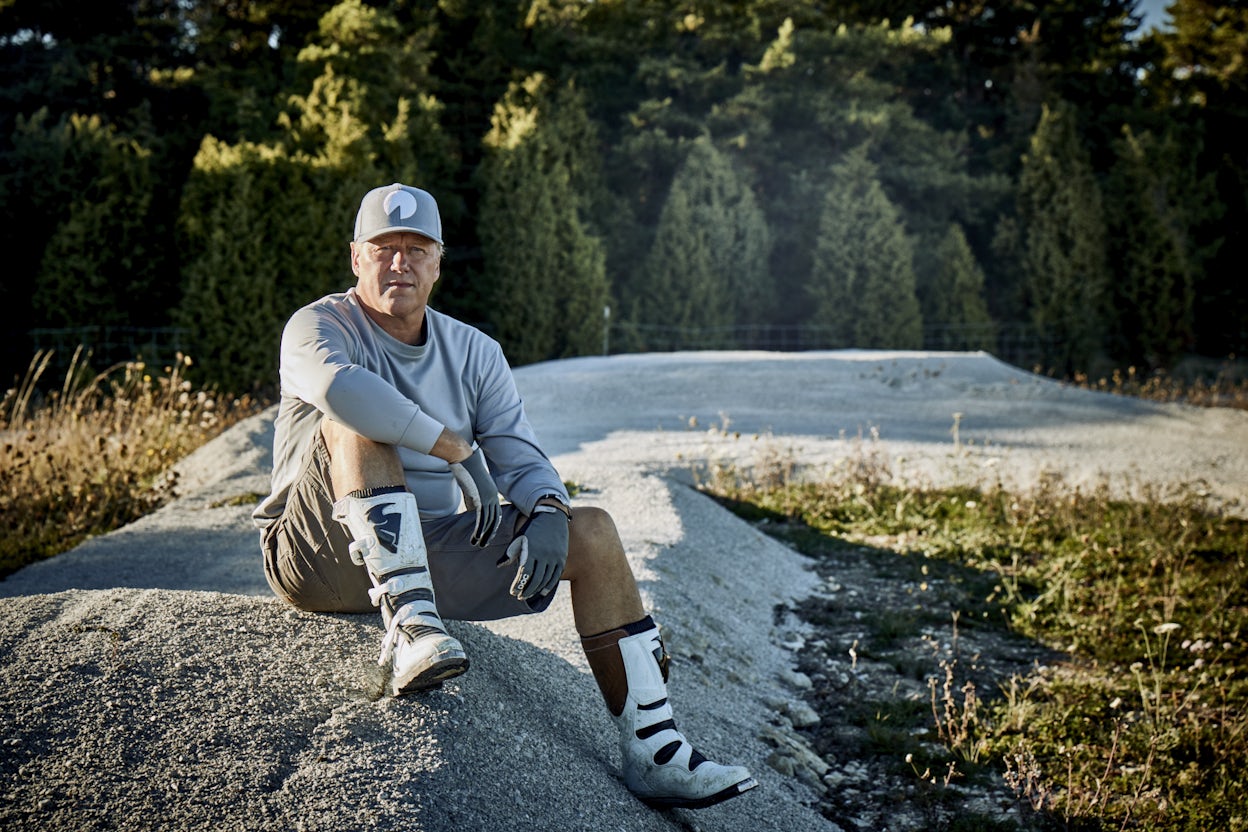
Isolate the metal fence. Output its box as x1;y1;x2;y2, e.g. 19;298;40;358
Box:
22;326;190;379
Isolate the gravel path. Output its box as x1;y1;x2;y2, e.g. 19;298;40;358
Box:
3;350;1245;832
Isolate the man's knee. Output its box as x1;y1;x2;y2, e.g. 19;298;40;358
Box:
319;419;405;491
566;506;630;579
321;418;379;453
569;506;619;550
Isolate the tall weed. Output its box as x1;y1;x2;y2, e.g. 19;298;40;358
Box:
0;349;260;577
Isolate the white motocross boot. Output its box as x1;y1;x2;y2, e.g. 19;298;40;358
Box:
582;617;758;809
333;488;468;695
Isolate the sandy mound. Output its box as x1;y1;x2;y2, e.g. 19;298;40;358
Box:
4;351;1246;832
0;588;818;831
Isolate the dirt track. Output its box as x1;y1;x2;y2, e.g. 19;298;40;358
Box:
3;351;1245;832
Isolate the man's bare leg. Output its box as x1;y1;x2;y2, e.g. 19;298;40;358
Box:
560;507;645;636
321;420;405;497
566;506;757;809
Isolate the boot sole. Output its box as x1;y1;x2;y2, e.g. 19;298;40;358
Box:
638;775;759;810
393;655;470;696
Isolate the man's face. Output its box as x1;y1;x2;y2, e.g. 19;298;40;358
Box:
350;231;442;324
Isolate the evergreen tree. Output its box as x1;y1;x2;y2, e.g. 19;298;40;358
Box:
716;16;1006;328
174;0;336;143
808;146;922;349
29;114;162;330
628;135;772;342
177;0;444;389
1145;0;1248;357
176;139;290;389
478;75;610;366
1016;100;1110;373
919;223;997;352
1104;125;1218;369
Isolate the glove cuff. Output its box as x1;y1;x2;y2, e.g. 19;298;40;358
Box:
534;493;572;522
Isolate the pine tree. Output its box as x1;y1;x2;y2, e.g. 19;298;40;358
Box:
176;0;446;388
1016;100;1110;373
629;136;772;342
1104;126;1214;369
808;146;922;349
28;113;162;330
478;75;610;366
715;16;1007;329
919;223;996;352
1146;0;1248;358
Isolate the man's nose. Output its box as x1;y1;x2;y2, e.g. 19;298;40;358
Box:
389;251;408;271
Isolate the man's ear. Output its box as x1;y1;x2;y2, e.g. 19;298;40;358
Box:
349;242;361;277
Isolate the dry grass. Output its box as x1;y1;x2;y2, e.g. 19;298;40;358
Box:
1066;362;1248;410
0;348;261;577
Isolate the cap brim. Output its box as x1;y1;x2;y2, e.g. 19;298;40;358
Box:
356;225;443;245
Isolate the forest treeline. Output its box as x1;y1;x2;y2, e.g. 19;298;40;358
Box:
1;0;1244;389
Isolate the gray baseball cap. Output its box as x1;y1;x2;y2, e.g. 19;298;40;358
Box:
353;183;444;245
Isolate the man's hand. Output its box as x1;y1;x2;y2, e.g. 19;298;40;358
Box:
449;449;501;546
497;508;569;601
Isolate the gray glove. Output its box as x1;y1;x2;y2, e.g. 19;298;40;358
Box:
449;449;501;547
497;507;569;601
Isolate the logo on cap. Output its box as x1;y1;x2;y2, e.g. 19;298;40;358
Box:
383;190;419;224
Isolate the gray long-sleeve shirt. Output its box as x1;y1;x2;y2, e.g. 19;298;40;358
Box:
253;289;567;529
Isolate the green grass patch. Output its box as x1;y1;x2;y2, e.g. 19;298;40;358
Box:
706;462;1248;831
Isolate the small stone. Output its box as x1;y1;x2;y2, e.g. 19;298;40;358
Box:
767;751;796;777
780;669;813;690
787;702;821;728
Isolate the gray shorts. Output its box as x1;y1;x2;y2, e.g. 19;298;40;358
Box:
261;432;555;620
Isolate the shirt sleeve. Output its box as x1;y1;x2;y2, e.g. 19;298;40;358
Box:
471;340;569;513
279;305;445;454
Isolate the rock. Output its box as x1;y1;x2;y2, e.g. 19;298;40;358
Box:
787;702;821;728
781;669;813;690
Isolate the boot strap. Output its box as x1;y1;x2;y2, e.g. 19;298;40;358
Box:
367;572;430;607
347;536;377;566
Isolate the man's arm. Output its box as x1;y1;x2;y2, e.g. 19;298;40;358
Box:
281;307;445;455
472;374;570;514
282;304;501;544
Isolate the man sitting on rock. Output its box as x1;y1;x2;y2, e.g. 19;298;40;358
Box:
252;182;757;809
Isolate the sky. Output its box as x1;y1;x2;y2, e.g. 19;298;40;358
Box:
1136;0;1174;32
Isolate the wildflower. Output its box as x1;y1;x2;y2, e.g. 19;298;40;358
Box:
1154;622;1180;635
